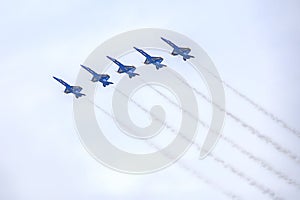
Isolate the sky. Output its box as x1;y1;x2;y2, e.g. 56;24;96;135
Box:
0;0;300;199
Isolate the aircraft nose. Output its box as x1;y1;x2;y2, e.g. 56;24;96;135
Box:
53;76;59;81
106;56;114;61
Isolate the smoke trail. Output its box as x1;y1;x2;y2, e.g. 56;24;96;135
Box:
168;120;284;200
86;98;241;200
197;64;300;138
209;153;283;200
193;85;300;164
129;80;300;190
221;136;300;190
146;141;242;200
164;71;300;165
112;88;284;200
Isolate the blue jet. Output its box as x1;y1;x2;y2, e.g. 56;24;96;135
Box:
80;64;113;87
161;37;195;61
133;47;166;70
53;76;85;98
106;56;139;78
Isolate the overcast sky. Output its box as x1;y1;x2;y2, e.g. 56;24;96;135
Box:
0;0;300;199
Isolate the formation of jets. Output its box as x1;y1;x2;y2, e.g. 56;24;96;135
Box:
53;37;194;98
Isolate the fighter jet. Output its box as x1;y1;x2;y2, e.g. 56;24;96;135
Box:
80;64;113;87
53;76;85;98
106;56;139;78
161;37;194;61
133;47;166;70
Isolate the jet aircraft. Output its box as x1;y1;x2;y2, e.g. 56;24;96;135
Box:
80;64;113;87
133;47;166;70
106;56;139;78
161;37;194;61
53;76;85;98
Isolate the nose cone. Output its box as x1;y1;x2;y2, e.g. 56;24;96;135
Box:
106;56;115;61
53;76;60;82
133;47;140;51
161;37;167;42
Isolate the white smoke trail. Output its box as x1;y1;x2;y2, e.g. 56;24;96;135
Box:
197;64;300;138
115;82;300;189
112;88;284;200
176;128;284;200
220;136;300;190
140;77;300;189
163;71;300;165
86;98;241;200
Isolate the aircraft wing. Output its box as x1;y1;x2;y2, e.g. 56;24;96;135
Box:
179;47;191;54
72;86;83;92
152;57;163;63
100;74;110;80
124;66;136;72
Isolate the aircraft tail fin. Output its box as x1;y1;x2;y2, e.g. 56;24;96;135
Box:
75;93;85;98
129;73;139;78
183;55;195;61
155;63;167;70
102;81;114;87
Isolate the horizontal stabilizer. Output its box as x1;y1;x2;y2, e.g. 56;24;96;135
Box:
102;81;114;87
155;63;167;70
152;57;163;63
75;93;85;98
129;73;139;78
179;47;191;54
